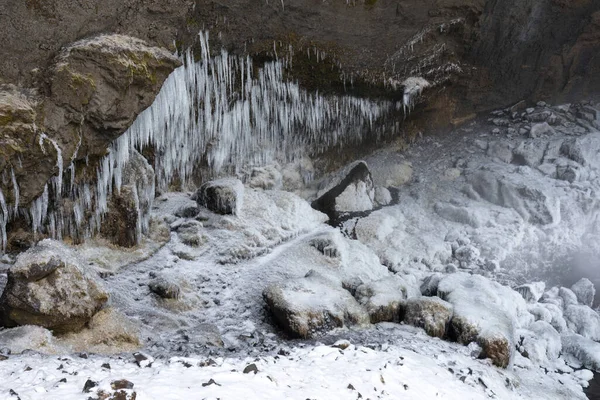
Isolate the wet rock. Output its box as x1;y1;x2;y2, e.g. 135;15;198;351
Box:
354;275;420;323
515;282;545;303
312;161;374;220
263;270;369;338
571;278;595;307
0;240;108;333
403;297;453;338
194;178;244;215
101;150;155;247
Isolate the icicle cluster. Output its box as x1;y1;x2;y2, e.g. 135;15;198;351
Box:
0;32;397;252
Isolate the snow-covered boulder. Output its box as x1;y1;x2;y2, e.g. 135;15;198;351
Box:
263;270;369;338
562;334;600;371
403;296;453;338
194;178;244;215
354;275;419;323
571;278;595;307
515;282;545;303
312;161;375;219
519;321;561;365
468;170;559;225
564;304;600;341
420;273;444;297
0;240;109;333
248;165;283;190
560;287;579;308
0;325;56;354
437;273;530;368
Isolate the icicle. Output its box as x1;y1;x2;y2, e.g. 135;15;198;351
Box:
10;168;19;214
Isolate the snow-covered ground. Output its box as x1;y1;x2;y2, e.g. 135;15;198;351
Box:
1;101;600;399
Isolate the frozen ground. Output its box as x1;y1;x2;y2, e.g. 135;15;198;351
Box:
1;101;600;399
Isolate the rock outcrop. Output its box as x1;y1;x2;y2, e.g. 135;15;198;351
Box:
0;240;108;333
194;178;244;216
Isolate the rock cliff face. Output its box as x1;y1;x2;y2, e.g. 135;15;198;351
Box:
0;0;599;249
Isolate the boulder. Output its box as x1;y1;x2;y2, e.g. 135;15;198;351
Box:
248;165;283;190
562;334;600;371
374;186;392;206
515;282;545;303
403;296;453;338
312;161;374;220
468;170;559;225
437;273;530;368
559;287;579;308
0;240;108;333
194;178;244;216
354;275;419;323
149;277;181;299
0;325;56;354
512;140;546;167
487;141;513;163
564;304;600;341
519;321;561;365
529;122;555;138
263;270;369;338
571;278;595;307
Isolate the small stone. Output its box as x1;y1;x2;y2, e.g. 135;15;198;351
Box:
243;363;259;374
332;340;351;350
133;352;153;368
101;363;111;370
83;379;98;393
348;384;356;390
202;379;221;387
537;101;547;107
111;380;134;390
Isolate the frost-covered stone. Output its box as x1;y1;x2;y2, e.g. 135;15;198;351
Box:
437;273;530;368
263;270;369;338
564;304;600;341
149;277;181;299
0;325;55;354
559;287;579;308
562;334;600;371
434;203;482;228
520;321;561;365
312;161;374;219
571;278;595;307
403;297;453;338
468;170;559;225
195;178;244;216
512;140;546;167
529;122;555;138
454;245;480;265
354;275;419;323
515;282;545;303
0;240;109;333
487;141;513;163
248;165;283;190
420;273;444;297
539;303;569;333
374;186;392;206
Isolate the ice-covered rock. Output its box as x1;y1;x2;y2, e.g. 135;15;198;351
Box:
403;296;453;338
560;132;600;170
0;325;56;354
248;165;283;190
354;275;420;323
312;161;374;219
437;273;530;368
515;282;545;303
374;186;392;206
559;287;579;308
562;334;600;371
564;304;600;341
519;321;561;365
194;178;244;216
512;140;546;167
571;278;595;307
420;273;444;296
149;277;181;299
175;220;205;247
529;122;555;138
101;150;156;247
0;240;108;333
468;170;559;225
434;203;483;228
487;141;513;163
263;270;369;338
